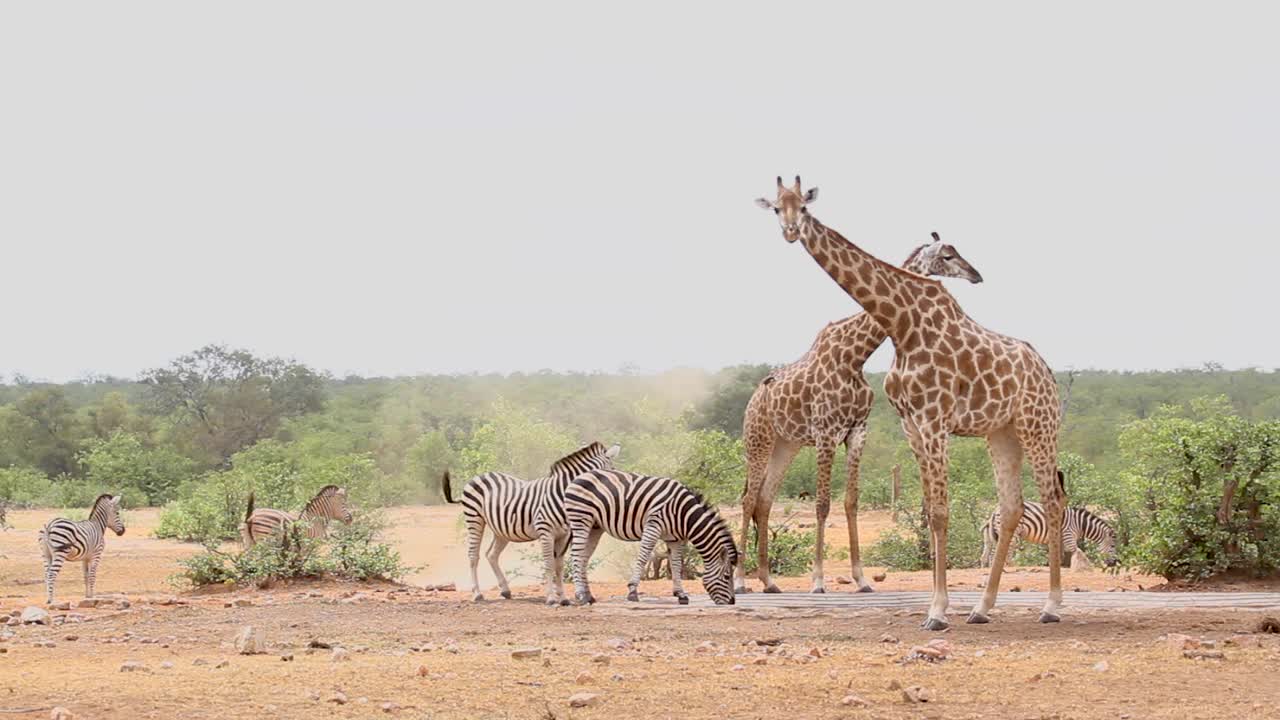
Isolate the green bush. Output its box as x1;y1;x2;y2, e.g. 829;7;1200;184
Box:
740;524;818;577
79;432;197;506
0;467;58;507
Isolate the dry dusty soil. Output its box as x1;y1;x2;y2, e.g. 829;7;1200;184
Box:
1;506;1279;719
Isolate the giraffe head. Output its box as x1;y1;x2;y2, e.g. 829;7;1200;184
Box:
902;232;984;284
755;175;817;243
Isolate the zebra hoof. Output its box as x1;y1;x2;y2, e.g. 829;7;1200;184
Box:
855;585;875;594
545;599;560;607
677;594;689;605
967;612;991;624
559;598;571;607
626;591;639;602
764;585;782;594
921;617;950;631
810;587;826;594
1038;612;1061;624
500;590;513;600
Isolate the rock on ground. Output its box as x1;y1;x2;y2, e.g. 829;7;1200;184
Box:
235;626;264;655
568;693;600;708
20;607;50;625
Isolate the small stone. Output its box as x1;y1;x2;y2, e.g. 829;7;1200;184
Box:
1028;671;1056;682
232;598;253;607
611;673;625;681
329;691;348;705
235;626;264;655
841;695;870;707
1183;649;1225;660
575;671;594;684
120;661;150;673
77;598;100;609
695;641;717;653
606;637;632;651
280;653;294;662
568;692;599;708
1255;617;1280;634
902;685;933;703
1092;661;1109;672
974;649;986;658
416;664;430;677
50;601;71;611
63;635;79;642
752;656;768;665
590;653;610;664
50;708;74;720
33;641;55;648
380;702;399;713
304;689;321;702
872;573;887;582
807;646;823;658
192;658;208;666
835;575;853;585
879;634;899;644
1165;633;1199;651
331;647;351;662
730;664;746;671
434;582;456;591
510;647;542;659
20;607;50;625
308;639;333;649
1009;586;1022;592
214;659;231;669
160;661;175;670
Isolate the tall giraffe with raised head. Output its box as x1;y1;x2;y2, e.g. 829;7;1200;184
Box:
737;234;983;595
755;177;1064;630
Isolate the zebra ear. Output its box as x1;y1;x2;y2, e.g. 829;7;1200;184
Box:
335;488;347;496
605;444;621;459
111;495;122;506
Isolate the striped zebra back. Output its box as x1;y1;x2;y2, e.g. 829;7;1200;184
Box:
40;494;124;558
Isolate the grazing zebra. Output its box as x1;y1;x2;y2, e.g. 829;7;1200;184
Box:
243;485;353;548
38;494;125;604
564;470;739;606
442;442;621;605
981;501;1118;569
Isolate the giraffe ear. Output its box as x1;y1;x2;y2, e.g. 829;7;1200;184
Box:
754;197;775;210
802;187;819;204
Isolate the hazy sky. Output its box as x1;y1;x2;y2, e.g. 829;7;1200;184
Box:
2;2;1277;382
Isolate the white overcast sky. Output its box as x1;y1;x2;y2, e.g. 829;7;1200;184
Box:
2;2;1277;382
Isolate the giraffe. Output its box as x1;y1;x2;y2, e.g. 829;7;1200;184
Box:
736;234;983;595
755;177;1065;630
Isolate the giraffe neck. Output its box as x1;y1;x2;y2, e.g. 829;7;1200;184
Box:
797;215;939;342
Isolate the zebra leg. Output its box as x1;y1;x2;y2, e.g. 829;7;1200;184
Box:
571;526;605;605
669;542;688;605
485;536;513;599
44;550;67;605
627;521;663;602
466;517;486;602
970;425;1024;624
842;426;873;592
539;531;561;606
552;534;571;606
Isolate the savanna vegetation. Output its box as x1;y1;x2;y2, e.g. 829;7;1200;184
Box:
2;345;1278;582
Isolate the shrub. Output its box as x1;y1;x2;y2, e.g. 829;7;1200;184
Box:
0;467;58;507
79;432;197;506
740;521;818;577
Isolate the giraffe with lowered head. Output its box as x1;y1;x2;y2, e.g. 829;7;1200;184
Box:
755;177;1065;630
736;233;983;595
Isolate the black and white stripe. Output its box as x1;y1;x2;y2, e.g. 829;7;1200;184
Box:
565;470;739;606
38;494;126;604
981;501;1117;568
243;485;353;548
442;442;620;605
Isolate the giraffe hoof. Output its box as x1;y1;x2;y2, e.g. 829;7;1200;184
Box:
500;590;513;600
677;594;689;605
734;586;751;595
626;591;639;602
810;587;826;594
1038;612;1061;624
921;617;950;631
764;585;782;594
966;612;990;624
855;585;874;594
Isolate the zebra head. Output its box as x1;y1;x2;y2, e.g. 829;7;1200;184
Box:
694;514;738;606
91;494;126;536
308;486;353;525
1098;526;1119;568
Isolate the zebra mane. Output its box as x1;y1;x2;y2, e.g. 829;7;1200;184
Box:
1072;505;1108;525
312;485;343;498
90;494;116;514
681;486;739;564
548;442;608;474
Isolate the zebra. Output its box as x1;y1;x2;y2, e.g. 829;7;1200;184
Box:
38;494;126;604
442;442;621;606
980;500;1118;570
243;485;353;548
564;470;739;606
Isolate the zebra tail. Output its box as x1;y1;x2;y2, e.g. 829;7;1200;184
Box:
245;491;256;523
442;470;458;504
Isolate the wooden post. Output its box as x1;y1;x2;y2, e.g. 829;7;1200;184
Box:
890;464;902;521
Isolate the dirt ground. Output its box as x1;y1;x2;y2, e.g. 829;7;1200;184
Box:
2;506;1279;719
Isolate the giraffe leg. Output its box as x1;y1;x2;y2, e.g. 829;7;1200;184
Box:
485;536;513;600
756;439;802;594
810;439;836;593
970;425;1024;623
842;426;873;592
669;542;689;604
465;517;486;602
906;422;951;630
628;520;663;602
1027;445;1065;623
736;429;771;594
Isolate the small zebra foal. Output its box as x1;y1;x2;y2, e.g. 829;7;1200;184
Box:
243;485;353;548
443;442;621;605
565;470;739;606
981;501;1118;569
38;494;126;604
